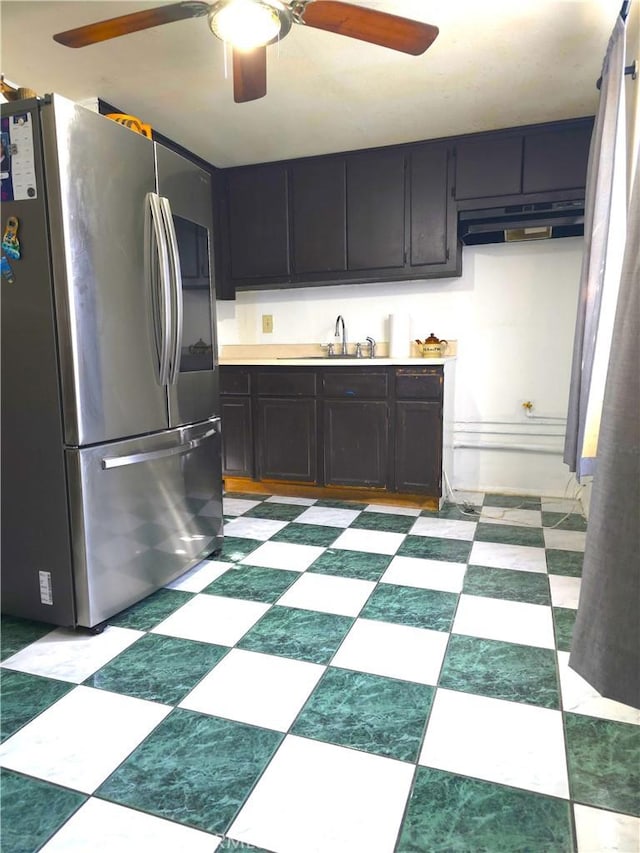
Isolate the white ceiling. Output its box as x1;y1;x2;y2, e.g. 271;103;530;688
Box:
1;0;618;167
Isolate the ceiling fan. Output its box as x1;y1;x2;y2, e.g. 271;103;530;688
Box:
53;0;439;103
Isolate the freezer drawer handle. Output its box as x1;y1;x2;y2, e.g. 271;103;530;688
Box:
101;420;220;470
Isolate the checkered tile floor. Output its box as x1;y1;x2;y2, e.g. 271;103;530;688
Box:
1;492;639;852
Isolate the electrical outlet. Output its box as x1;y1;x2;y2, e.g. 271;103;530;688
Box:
262;314;273;334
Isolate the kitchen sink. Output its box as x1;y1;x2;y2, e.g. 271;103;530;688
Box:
276;355;383;360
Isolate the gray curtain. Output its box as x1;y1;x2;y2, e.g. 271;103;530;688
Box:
569;151;640;710
564;14;627;478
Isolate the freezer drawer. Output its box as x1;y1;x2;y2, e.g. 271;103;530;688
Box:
67;419;223;628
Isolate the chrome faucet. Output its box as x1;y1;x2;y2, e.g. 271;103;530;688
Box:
365;336;377;358
335;315;347;355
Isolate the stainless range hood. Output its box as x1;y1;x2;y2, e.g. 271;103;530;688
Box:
459;199;585;245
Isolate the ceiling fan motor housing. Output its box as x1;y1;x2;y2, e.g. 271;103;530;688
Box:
208;0;295;47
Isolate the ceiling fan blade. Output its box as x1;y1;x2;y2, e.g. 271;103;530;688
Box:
301;1;438;56
233;47;267;103
53;1;210;48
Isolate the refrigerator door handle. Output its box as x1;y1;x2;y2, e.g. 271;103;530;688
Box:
145;192;172;387
160;196;183;385
102;418;221;470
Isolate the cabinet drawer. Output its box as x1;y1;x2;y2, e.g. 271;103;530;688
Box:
256;371;317;396
395;368;443;400
220;369;251;395
323;371;388;398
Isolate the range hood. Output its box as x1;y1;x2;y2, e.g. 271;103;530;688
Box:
459;199;585;245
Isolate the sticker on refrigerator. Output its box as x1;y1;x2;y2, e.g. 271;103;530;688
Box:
2;216;21;259
38;570;54;605
1;255;15;284
1;113;37;202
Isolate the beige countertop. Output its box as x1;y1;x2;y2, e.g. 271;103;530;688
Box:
220;357;453;366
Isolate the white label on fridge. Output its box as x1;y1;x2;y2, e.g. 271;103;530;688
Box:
8;112;38;200
38;570;53;605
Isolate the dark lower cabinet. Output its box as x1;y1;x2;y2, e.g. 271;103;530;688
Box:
324;399;389;488
257;398;317;482
395;401;442;494
221;397;253;478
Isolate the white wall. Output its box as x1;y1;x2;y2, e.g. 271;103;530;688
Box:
216;238;584;498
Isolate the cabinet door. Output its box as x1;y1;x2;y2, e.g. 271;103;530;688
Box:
227;165;290;280
221;397;253;478
455;134;523;200
257;398;317;482
523;124;592;194
395;401;442;494
324;400;388;487
409;142;459;271
291;158;347;274
347;149;405;271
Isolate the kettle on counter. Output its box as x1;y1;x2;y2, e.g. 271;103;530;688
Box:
418;333;448;358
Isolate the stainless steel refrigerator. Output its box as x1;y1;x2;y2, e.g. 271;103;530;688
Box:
1;94;223;629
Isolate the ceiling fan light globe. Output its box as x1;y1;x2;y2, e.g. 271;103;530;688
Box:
209;0;284;50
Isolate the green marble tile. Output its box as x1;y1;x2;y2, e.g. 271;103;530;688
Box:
553;607;577;652
271;523;343;547
0;769;86;853
307;549;391;581
398;535;472;563
397;767;573;852
216;842;271;852
440;634;560;708
542;511;587;531
292;667;434;761
464;565;551;605
360;583;457;632
107;588;193;631
0;615;53;662
350;512;415;534
237;605;353;664
474;522;545;548
243;502;306;522
483;494;542;509
315;499;367;509
84;634;228;705
564;713;640;816
202;565;299;603
97;708;283;835
546;549;584;577
217;536;264;563
1;670;73;742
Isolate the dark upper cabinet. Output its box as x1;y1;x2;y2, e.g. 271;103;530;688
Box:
523;125;592;194
409;142;459;274
455;134;524;200
291;157;347;274
346;148;406;271
226;164;290;280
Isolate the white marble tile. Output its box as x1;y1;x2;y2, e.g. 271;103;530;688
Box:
549;575;582;609
331;528;405;556
0;686;170;793
1;626;143;683
409;516;476;541
469;541;548;573
557;652;640;725
479;507;543;527
544;528;587;552
222;497;262;516
419;688;569;799
240;541;325;572
452;594;555;649
294;506;361;528
181;649;324;732
574;804;640;853
223;516;287;540
165;559;232;592
277;572;375;617
39;798;220;853
228;735;414;853
364;504;421;517
265;495;317;506
541;498;581;514
151;594;269;646
381;555;466;593
331;618;448;685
